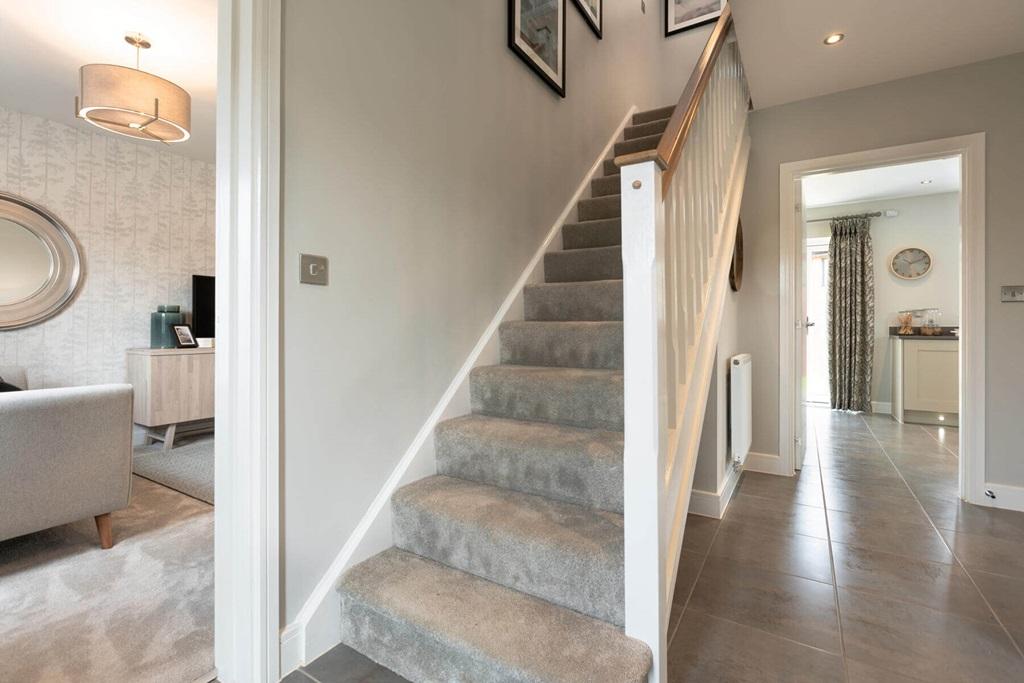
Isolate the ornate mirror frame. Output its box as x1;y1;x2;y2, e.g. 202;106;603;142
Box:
0;191;84;329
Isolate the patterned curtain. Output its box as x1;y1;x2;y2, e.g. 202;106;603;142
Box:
828;217;875;412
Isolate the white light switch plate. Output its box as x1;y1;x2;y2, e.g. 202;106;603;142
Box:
1000;285;1024;302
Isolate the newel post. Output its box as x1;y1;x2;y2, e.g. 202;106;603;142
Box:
619;159;668;683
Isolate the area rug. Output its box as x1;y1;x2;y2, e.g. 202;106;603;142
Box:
133;437;215;505
0;476;213;683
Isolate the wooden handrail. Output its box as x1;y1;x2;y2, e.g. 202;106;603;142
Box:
614;3;734;188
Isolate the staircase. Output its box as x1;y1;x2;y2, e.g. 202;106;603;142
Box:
335;107;678;683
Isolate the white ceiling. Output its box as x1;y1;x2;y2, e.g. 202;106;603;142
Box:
0;0;217;163
732;0;1024;109
802;157;960;208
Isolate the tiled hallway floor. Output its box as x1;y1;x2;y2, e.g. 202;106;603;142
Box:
669;407;1024;681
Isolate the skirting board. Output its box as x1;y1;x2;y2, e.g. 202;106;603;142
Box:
871;402;892;415
279;105;640;676
689;464;742;519
980;483;1024;513
743;451;787;476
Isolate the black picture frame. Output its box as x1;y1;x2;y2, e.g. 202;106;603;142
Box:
508;0;567;97
171;323;198;348
572;0;602;39
665;0;723;37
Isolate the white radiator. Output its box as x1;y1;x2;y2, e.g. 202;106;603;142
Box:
730;354;752;468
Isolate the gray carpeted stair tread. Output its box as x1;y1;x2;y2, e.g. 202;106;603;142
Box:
435;414;624;512
562;218;621;250
633;105;675;124
392;475;624;624
470;365;624;431
614;133;663;158
590;174;620;198
338;548;652;683
544;246;622;283
524;280;623;321
624;117;669;140
500;320;623;370
577;194;621;221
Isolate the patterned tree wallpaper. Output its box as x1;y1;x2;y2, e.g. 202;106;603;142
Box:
0;105;215;389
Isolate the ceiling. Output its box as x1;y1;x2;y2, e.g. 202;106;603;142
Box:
732;0;1024;109
802;157;960;208
0;0;217;163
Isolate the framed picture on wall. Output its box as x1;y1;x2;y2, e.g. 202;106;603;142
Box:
572;0;602;39
509;0;566;97
666;0;723;36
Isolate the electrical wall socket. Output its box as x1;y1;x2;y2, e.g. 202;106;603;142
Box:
1001;285;1024;302
300;254;328;286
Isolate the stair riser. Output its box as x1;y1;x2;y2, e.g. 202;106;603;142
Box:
470;368;624;431
544;247;622;283
624;118;669;140
562;219;621;249
590;174;620;197
435;417;624;512
523;281;623;321
614;134;662;157
603;158;620;176
633;105;675;125
500;321;623;370
392;481;625;624
577;195;621;221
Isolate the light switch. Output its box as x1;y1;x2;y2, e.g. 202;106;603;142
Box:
300;254;328;286
1000;285;1024;302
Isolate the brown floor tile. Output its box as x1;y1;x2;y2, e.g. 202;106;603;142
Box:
827;509;953;563
733;471;823;508
831;542;994;623
919;495;1024;543
672;550;705;606
823;487;924;518
709;520;833;583
941;529;1024;579
668;609;844;683
821;474;913;501
971;570;1024;650
687;556;841;653
838;588;1024;681
844;658;921;682
681;514;720;555
723;492;829;539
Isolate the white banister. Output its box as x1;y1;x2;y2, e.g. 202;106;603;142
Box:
617;18;751;682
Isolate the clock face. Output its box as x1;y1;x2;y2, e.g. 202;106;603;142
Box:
891;247;932;279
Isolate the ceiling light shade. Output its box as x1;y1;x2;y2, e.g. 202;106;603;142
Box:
823;32;845;45
75;34;191;143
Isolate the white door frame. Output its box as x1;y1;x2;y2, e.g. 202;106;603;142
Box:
214;0;282;681
778;134;986;505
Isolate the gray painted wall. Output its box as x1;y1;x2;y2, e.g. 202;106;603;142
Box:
737;52;1024;487
280;1;711;622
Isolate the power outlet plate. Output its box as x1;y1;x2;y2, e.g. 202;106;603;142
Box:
1000;285;1024;302
300;254;328;286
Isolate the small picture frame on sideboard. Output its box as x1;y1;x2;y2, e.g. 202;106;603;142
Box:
171;323;198;348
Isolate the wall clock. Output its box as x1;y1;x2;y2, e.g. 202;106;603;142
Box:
890;247;932;280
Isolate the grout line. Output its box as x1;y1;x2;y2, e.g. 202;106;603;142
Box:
918;423;959;459
668;515;727;646
809;411;851;683
684;608;845;659
292;670;320;683
859;415;1024;661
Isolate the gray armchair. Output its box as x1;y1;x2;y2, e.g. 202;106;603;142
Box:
0;366;133;548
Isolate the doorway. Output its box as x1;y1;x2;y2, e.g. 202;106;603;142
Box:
777;135;986;504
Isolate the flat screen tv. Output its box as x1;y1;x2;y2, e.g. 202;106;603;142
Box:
192;275;215;339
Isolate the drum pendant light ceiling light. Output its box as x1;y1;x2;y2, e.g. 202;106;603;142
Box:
75;33;191;144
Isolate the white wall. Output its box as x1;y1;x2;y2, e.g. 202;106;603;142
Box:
695;287;740;500
804;193;961;405
281;0;711;628
0;105;215;388
737;52;1024;488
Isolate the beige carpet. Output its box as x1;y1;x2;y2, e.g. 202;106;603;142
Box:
0;476;213;683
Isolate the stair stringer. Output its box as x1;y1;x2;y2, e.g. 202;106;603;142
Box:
279;105;639;675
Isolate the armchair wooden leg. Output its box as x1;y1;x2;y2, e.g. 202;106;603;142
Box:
94;513;114;549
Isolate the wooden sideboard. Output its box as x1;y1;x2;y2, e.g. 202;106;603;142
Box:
891;337;958;426
126;347;215;449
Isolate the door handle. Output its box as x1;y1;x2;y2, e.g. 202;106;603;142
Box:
805;319;816;328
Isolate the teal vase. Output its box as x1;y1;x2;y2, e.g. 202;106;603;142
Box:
150;305;184;348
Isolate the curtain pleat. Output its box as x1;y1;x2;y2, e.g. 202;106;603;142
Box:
828;217;875;412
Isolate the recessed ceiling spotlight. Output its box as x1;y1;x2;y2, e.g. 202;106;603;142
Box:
920;179;933;185
823;32;845;46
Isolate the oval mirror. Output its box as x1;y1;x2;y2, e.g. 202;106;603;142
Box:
0;192;83;329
